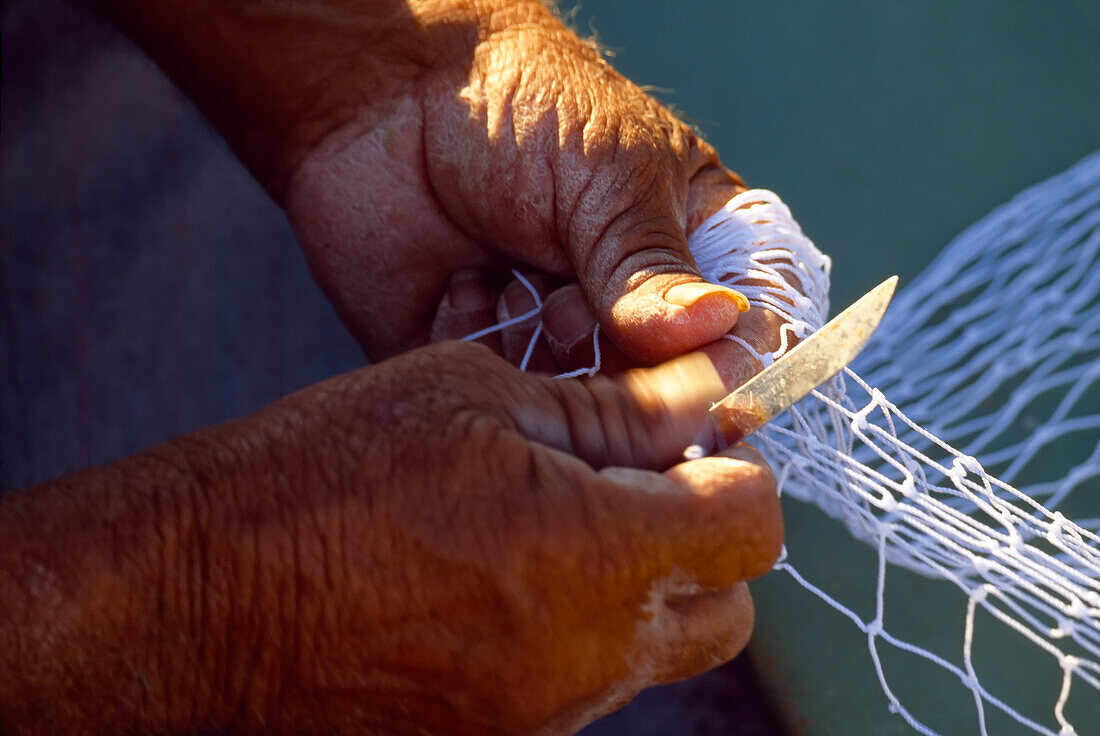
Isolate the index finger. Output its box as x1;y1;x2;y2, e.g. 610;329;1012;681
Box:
596;443;782;592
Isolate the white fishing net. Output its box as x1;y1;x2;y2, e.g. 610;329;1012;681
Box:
754;150;1100;735
468;150;1100;735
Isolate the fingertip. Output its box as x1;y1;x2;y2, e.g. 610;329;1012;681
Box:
698;338;764;393
664;281;750;313
431;269;502;353
447;269;496;312
655;583;755;684
497;274;560;372
618;351;727;452
664;452;783;585
715;442;774;475
665;453;774;503
542;284;599;366
608;275;745;363
549;352;726;471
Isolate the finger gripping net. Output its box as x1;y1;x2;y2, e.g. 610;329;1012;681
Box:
472;153;1100;734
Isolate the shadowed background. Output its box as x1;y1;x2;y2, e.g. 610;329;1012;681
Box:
2;0;1097;733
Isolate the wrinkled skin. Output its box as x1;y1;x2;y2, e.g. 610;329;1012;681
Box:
0;343;780;735
1;1;800;733
283;0;784;371
96;0;792;377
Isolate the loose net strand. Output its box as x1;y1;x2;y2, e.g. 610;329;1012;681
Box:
466;150;1100;734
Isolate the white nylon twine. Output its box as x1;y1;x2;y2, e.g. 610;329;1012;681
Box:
467;151;1100;735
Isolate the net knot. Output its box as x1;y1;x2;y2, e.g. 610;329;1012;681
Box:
1047;512;1067;546
1060;655;1081;673
949;455;985;481
898;477;917;498
1065;596;1087;619
851;402;875;432
878;494;899;513
972;557;995;576
1051;617;1078;639
775;545;789;565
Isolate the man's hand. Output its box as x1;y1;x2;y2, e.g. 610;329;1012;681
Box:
0;342;781;735
93;0;753;365
284;0;751;363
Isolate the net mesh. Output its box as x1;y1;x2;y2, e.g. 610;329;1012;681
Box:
757;151;1100;736
468;150;1100;734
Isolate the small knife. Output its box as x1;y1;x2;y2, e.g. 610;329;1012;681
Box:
710;275;898;444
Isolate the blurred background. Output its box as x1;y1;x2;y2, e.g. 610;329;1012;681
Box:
2;0;1098;733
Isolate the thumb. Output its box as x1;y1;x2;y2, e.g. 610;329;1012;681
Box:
567;170;748;364
506;351;729;472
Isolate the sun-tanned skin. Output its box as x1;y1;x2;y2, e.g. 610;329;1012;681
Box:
0;1;793;733
0;344;780;734
95;0;783;369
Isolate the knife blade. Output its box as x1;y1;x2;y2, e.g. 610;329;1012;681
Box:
710;275;898;443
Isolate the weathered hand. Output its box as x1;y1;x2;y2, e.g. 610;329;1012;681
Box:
0;342;781;735
96;0;797;382
285;0;749;363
